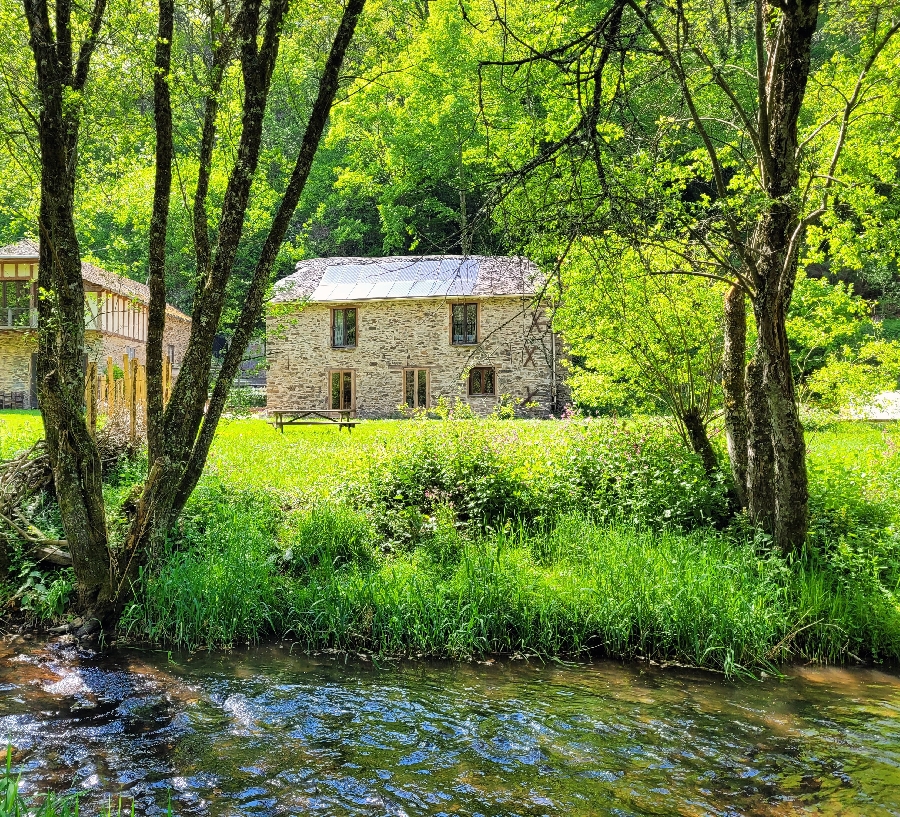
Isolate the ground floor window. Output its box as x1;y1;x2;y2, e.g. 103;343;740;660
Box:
330;369;354;410
404;368;429;409
468;367;495;396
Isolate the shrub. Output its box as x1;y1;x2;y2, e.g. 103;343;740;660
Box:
557;421;731;528
364;418;730;542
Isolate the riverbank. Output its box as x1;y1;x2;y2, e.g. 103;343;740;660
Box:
2;413;899;673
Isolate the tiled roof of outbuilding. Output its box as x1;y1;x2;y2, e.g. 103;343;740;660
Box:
270;255;542;304
0;239;191;321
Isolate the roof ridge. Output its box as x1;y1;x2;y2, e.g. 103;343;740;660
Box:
271;254;541;304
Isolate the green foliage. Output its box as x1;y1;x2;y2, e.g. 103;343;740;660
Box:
119;482;282;650
282;503;375;572
224;386;267;416
14;566;74;620
365;419;729;543
105;419;900;671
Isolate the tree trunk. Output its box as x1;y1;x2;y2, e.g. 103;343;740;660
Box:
21;0;367;630
722;284;748;508
745;350;776;535
740;0;818;550
112;0;369;619
752;203;809;551
25;0;112;613
682;406;719;478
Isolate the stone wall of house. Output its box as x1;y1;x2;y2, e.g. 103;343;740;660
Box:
267;296;565;418
163;314;192;370
86;331;145;369
0;331;36;403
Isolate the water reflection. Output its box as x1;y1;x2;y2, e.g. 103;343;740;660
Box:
2;640;899;815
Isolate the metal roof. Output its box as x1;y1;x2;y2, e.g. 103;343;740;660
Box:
311;258;479;301
272;255;541;304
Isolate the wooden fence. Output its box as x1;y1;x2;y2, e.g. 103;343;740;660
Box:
84;355;174;442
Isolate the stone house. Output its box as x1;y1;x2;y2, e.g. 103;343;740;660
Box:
0;239;191;408
267;255;564;418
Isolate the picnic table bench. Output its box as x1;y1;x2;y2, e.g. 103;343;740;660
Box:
270;409;359;433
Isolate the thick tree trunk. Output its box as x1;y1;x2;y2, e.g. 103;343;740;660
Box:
722;284;748;508
740;0;818;550
752;205;809;551
25;0;112;613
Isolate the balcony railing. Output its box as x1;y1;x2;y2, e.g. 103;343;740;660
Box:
0;307;37;329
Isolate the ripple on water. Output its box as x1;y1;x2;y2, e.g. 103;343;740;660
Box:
1;642;900;815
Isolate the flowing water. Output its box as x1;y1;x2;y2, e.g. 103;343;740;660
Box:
1;639;899;816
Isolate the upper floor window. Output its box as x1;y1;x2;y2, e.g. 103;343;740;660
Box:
167;344;176;365
451;303;477;345
1;281;32;327
332;307;357;348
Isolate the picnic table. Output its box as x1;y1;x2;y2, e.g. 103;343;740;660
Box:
270;409;359;433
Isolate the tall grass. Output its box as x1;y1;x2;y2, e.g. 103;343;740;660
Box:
7;413;900;670
1;753;172;817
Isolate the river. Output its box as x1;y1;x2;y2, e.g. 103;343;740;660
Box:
1;640;899;815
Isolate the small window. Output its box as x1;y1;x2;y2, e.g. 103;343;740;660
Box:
404;368;429;409
1;281;31;327
126;346;137;360
332;307;357;348
451;303;477;345
330;370;354;410
167;344;176;365
468;367;496;396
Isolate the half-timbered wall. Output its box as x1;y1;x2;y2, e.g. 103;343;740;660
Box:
85;289;148;343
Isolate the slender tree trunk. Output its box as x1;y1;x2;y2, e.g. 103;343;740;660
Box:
682;406;719;478
145;0;174;464
722;284;748;508
113;0;369;619
745;350;776;534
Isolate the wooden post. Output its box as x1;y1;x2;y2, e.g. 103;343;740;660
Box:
123;356;136;443
85;361;97;437
162;356;172;406
106;356;114;415
137;363;147;427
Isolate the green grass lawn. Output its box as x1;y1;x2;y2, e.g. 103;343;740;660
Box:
4;410;900;672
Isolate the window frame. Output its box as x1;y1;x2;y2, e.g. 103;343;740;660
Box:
328;369;356;411
467;366;497;397
449;301;479;346
331;306;358;349
402;367;430;410
167;344;176;365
